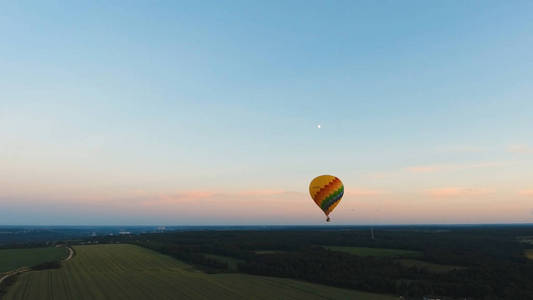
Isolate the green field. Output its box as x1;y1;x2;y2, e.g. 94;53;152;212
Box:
255;250;286;254
396;259;464;273
0;247;68;273
526;249;533;260
325;246;420;257
4;244;396;300
203;254;244;271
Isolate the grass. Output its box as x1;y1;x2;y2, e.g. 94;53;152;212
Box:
0;247;68;273
203;254;244;271
324;246;420;257
526;249;533;260
396;259;465;273
4;244;396;300
255;250;286;254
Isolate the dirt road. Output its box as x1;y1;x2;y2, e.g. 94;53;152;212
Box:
63;247;74;262
0;267;30;286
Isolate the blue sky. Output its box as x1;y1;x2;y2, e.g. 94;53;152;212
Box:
1;1;532;225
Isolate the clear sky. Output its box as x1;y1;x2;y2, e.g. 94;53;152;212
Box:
1;1;533;225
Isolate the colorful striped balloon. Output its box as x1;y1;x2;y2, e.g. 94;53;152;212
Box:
309;175;344;222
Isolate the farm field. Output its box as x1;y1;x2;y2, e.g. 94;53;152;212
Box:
4;244;396;300
396;259;465;273
0;247;68;273
324;246;420;257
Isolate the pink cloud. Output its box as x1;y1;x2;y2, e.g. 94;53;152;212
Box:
3;188;533;225
519;189;533;196
426;187;490;197
138;190;294;207
134;188;383;220
237;189;286;196
344;188;385;196
406;162;506;173
140;191;217;206
130;190;321;224
178;191;217;199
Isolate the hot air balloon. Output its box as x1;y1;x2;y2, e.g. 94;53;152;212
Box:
309;175;344;222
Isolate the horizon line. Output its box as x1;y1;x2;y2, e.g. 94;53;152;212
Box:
1;223;533;227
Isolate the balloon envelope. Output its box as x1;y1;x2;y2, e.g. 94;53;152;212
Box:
309;175;344;219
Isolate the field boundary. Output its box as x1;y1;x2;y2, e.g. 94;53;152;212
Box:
0;246;72;296
63;247;74;262
0;267;30;286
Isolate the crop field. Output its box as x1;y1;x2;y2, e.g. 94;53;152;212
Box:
4;244;396;300
0;247;68;273
396;259;465;273
324;246;420;257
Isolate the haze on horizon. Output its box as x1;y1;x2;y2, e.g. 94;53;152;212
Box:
1;1;532;225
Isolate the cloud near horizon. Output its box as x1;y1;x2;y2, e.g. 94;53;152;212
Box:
508;145;533;154
344;188;385;196
426;188;492;197
406;162;507;173
519;190;533;196
436;145;488;153
1;187;532;225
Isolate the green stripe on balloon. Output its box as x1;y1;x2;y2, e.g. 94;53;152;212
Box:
320;186;344;210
